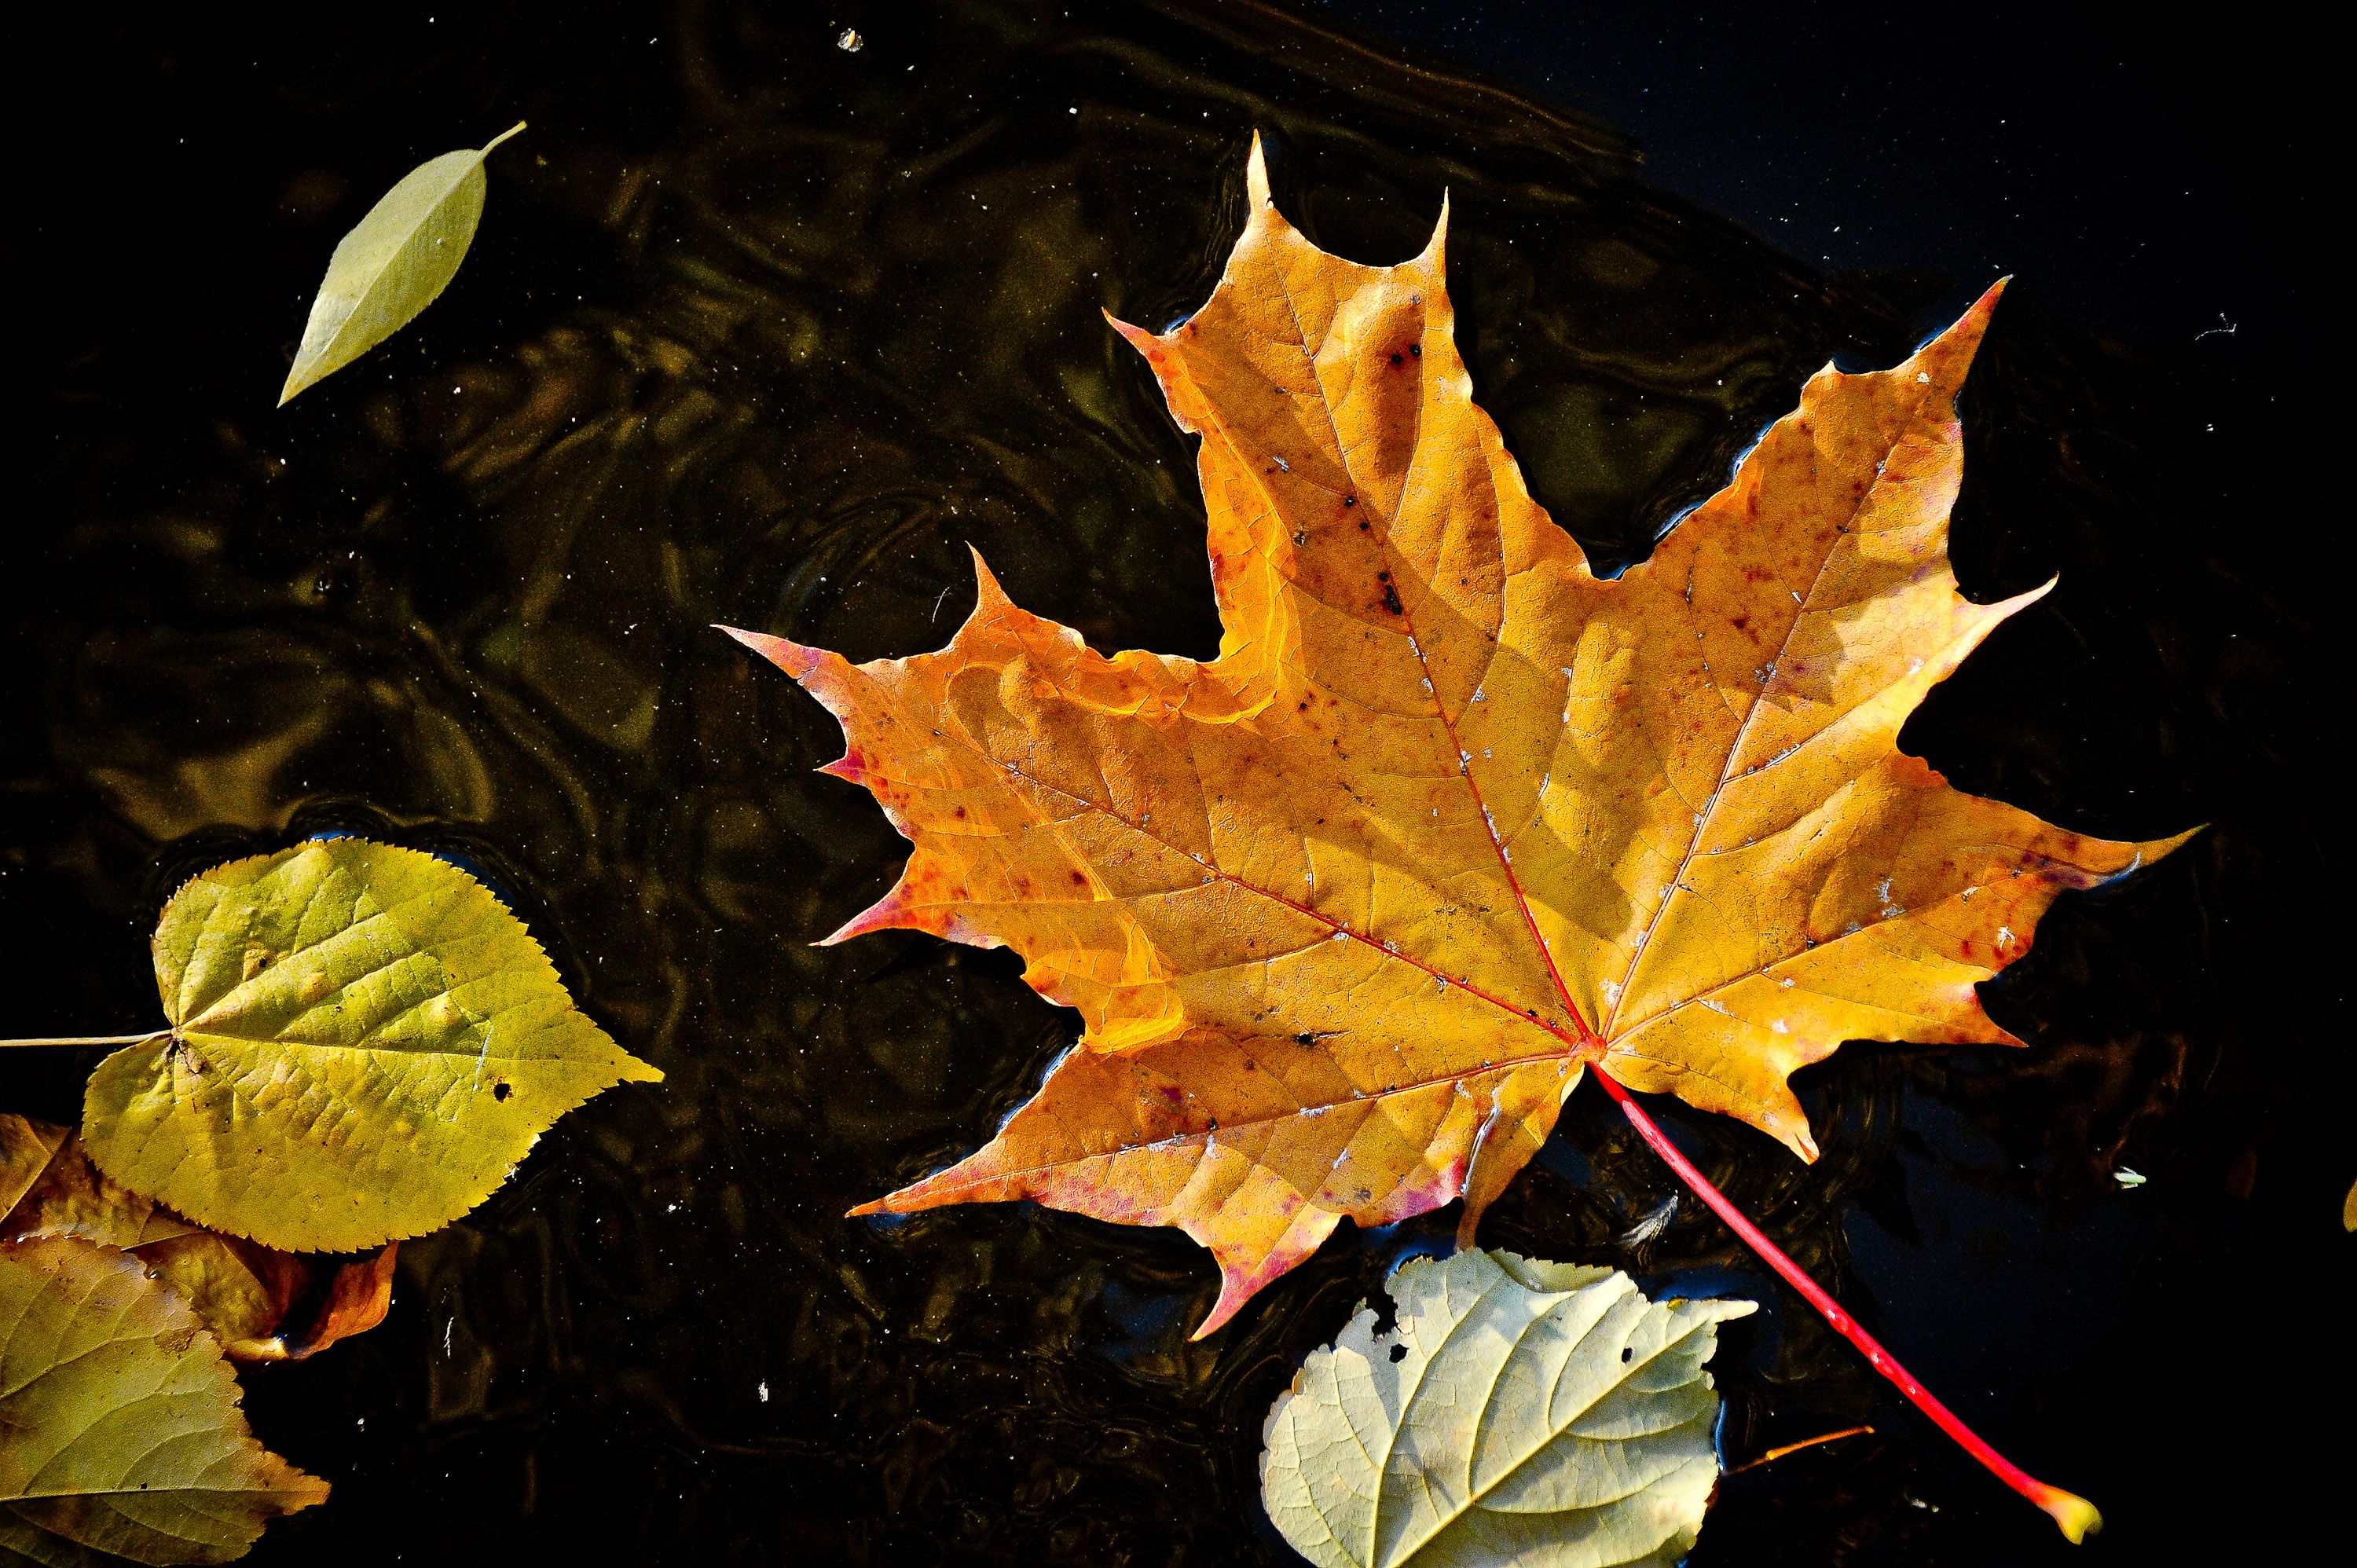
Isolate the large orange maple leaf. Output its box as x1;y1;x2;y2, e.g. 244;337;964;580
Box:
727;141;2183;1339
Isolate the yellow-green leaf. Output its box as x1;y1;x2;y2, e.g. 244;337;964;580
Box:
80;839;659;1252
277;123;524;405
1261;1250;1753;1568
0;1236;328;1565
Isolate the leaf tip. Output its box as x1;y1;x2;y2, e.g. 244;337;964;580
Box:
715;623;826;680
1245;130;1271;209
483;120;528;156
1909;280;2009;393
1105;308;1159;352
967;547;1011;613
821;891;907;945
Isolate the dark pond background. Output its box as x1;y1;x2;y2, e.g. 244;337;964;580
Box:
2;2;2343;1563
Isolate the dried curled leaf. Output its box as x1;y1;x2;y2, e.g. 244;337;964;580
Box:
0;1118;188;1251
730;137;2187;1333
0;1115;395;1362
0;1236;328;1564
1261;1250;1752;1568
79;839;659;1253
277;123;524;405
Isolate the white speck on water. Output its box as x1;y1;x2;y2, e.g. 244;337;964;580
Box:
837;28;863;51
1620;1196;1677;1244
758;1380;772;1401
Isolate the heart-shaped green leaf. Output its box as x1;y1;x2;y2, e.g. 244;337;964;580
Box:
79;838;658;1252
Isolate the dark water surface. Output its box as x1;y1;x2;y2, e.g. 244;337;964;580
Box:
3;3;2343;1563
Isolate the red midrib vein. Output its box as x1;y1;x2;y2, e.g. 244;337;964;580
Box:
1255;258;1600;1050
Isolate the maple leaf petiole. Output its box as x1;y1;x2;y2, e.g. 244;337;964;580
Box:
1592;1065;2103;1544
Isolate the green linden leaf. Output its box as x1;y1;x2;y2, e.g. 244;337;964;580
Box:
277;123;524;405
0;1235;328;1565
1261;1250;1754;1568
80;838;658;1253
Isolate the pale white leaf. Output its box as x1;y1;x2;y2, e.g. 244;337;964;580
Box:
1261;1250;1754;1568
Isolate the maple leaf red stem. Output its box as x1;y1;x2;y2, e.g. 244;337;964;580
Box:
1590;1061;2102;1543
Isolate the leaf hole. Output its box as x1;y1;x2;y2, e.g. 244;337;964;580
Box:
493;1081;512;1101
1387;1343;1407;1363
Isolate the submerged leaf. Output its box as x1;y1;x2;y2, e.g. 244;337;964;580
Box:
277;123;525;405
0;1236;328;1564
0;1116;189;1251
0;1114;395;1362
1261;1250;1752;1568
734;137;2189;1332
79;839;659;1253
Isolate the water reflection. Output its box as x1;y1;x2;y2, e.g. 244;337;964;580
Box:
4;2;2322;1564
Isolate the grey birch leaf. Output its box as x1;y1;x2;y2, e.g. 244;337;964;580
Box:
1260;1250;1754;1568
0;1236;327;1565
276;122;525;405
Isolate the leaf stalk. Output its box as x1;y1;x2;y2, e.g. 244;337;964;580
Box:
0;1031;168;1050
1593;1066;2102;1544
1725;1424;1875;1475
